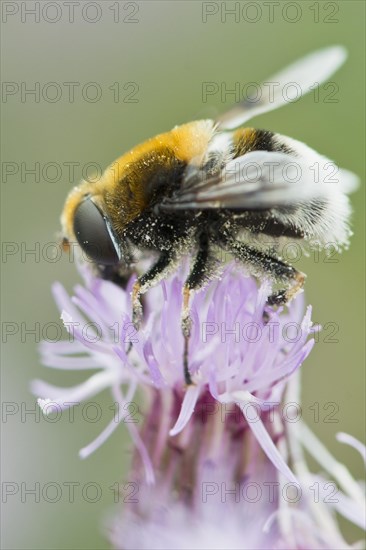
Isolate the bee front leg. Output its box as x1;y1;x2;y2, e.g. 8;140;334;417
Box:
131;251;177;331
182;286;193;386
99;264;134;289
182;235;218;386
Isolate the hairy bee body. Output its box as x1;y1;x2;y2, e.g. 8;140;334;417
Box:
62;118;352;290
60;47;357;383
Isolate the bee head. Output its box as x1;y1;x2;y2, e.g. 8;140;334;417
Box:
73;197;121;265
61;180;122;266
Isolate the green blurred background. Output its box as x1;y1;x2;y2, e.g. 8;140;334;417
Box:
1;1;365;548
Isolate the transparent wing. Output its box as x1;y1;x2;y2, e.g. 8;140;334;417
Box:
216;46;347;130
161;150;358;211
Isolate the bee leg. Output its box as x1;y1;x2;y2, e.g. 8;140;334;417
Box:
131;251;177;331
182;234;216;386
224;241;306;307
267;270;306;306
131;281;143;330
98;264;133;289
182;286;193;386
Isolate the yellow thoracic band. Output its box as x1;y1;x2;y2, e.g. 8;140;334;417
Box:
61;120;215;239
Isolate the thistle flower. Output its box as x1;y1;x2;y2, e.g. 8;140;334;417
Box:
32;263;365;548
32;262;314;483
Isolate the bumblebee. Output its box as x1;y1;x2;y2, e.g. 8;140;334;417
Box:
61;46;358;384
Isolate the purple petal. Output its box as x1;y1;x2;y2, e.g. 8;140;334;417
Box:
241;403;298;484
169;385;201;436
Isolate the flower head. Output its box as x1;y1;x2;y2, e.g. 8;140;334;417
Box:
32;263;314;483
33;263;365;549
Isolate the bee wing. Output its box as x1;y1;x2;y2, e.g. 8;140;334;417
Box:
160;150;357;211
216;46;347;130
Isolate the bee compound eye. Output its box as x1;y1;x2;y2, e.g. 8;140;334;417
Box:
73;199;120;265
